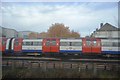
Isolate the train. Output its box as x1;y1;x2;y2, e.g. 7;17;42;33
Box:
0;37;120;57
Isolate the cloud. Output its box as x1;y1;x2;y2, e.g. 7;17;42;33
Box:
1;0;120;2
1;2;118;37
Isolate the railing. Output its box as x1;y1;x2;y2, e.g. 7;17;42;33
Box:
2;60;119;71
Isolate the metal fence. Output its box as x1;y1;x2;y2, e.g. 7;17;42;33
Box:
2;60;120;71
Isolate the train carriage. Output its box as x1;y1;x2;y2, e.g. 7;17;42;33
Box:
60;38;82;55
3;37;120;57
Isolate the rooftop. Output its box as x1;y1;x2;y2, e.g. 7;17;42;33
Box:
98;23;118;31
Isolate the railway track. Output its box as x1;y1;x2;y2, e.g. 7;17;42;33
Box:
2;56;120;63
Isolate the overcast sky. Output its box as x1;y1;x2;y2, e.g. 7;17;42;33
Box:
1;1;119;37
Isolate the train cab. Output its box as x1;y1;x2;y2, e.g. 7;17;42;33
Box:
82;38;101;54
42;38;60;53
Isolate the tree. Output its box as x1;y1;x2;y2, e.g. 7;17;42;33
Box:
70;30;80;38
28;32;38;39
38;32;47;38
47;23;80;38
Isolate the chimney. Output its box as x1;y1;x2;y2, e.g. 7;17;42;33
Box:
100;23;103;28
96;28;98;31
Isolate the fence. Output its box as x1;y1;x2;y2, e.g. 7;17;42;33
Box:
2;60;119;71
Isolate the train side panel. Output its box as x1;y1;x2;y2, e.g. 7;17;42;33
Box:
60;39;82;54
22;39;42;54
101;39;120;54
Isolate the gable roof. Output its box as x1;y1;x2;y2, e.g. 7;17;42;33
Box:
98;23;118;31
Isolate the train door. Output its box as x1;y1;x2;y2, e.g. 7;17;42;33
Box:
91;39;101;53
42;38;60;53
82;38;101;53
43;39;51;53
82;38;92;53
14;38;23;53
50;39;59;52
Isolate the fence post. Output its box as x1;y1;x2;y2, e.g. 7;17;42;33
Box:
43;62;47;71
70;64;72;69
22;61;24;67
104;63;106;70
6;60;8;66
12;61;14;70
60;62;63;69
78;63;81;72
86;64;88;69
93;63;97;77
38;62;40;68
53;63;55;69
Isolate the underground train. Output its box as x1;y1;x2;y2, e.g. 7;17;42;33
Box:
0;37;120;57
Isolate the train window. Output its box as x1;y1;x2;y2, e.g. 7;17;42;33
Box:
31;42;33;45
71;42;82;46
39;42;42;45
15;40;19;46
23;42;33;46
93;40;97;46
22;42;25;45
51;40;56;46
26;42;31;46
33;42;42;46
60;42;69;46
2;41;5;45
112;42;118;47
70;42;72;46
118;42;120;47
102;42;106;46
102;42;112;46
86;40;91;46
46;40;50;46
